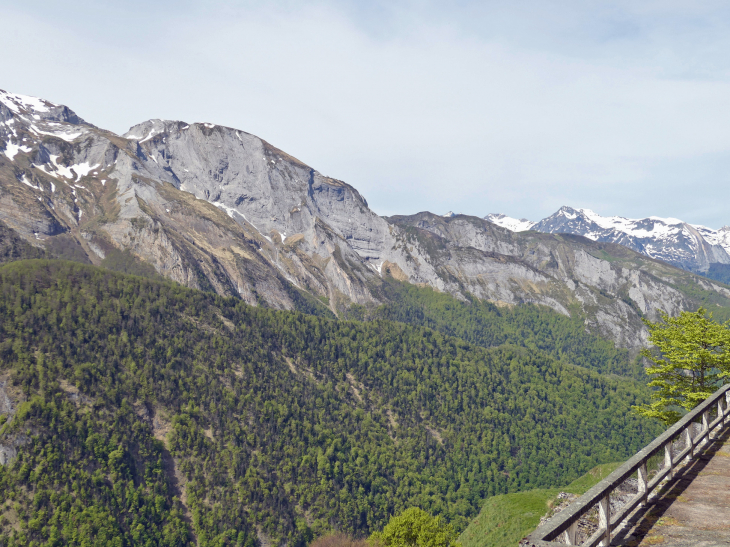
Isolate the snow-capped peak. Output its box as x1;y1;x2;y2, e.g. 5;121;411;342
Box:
0;89;86;130
488;205;730;273
0;90;56;115
484;213;536;232
693;224;730;251
554;207;684;240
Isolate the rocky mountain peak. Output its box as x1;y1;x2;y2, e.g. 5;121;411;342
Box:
484;213;536;232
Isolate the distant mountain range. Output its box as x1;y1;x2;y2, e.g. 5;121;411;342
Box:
3;88;730;350
485;207;730;278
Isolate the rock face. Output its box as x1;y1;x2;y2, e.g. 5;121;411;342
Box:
386;212;730;349
2;89;730;350
487;206;730;274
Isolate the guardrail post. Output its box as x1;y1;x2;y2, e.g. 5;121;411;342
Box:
665;442;674;478
684;427;694;459
638;462;648;506
714;400;724;438
562;521;578;545
598;495;611;547
719;398;725;421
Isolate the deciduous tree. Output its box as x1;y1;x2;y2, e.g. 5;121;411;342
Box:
634;307;730;424
370;508;460;547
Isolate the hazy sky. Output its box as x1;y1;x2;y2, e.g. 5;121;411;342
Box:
3;1;730;226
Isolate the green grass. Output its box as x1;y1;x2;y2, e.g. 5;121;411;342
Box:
458;462;621;547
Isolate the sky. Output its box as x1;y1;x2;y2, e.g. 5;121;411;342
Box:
3;0;730;227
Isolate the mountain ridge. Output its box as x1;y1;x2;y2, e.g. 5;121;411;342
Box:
3;88;730;350
486;206;730;274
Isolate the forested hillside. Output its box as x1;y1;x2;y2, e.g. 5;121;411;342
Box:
0;260;661;546
365;281;642;378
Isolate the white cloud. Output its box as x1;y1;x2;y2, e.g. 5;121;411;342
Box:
3;1;730;226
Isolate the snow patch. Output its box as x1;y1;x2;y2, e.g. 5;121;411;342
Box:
33;156;99;181
213;201;250;223
139;129;157;143
30;126;84;142
3;142;32;160
212;201;270;241
71;161;99;180
19;174;39;190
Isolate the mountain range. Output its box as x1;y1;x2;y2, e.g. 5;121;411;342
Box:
3;89;730;351
486;207;730;277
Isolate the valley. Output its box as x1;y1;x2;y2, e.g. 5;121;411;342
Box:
0;89;728;546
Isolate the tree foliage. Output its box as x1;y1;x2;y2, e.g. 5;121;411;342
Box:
362;281;642;378
370;508;459;547
634;307;730;424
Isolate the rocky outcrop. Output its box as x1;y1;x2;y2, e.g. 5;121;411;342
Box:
0;380;13;418
0;377;22;466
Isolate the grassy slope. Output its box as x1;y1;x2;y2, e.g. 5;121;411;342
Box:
458;462;621;547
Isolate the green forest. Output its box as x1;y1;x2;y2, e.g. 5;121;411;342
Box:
362;281;642;378
0;259;662;546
